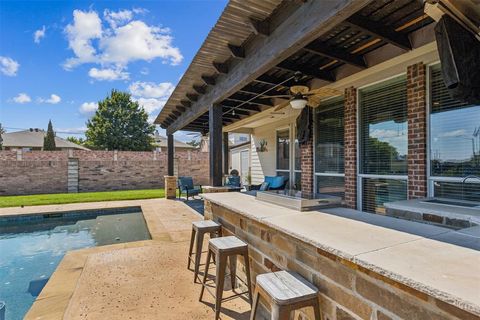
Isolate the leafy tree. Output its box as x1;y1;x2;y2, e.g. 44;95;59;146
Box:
66;136;85;146
85;90;155;151
0;123;5;149
43;120;57;151
186;139;200;148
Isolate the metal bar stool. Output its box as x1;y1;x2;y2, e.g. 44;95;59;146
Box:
199;236;253;320
250;271;320;320
188;220;222;283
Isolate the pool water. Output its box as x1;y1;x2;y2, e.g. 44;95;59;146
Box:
0;207;151;320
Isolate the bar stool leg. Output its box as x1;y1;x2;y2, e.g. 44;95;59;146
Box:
228;255;237;290
199;248;212;302
187;228;196;270
271;304;289;320
312;298;321;320
215;253;228;320
194;230;204;283
243;252;253;305
250;287;260;320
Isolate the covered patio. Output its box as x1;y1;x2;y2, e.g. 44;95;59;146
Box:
155;0;480;319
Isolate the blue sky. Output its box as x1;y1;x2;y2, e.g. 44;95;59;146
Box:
0;0;227;141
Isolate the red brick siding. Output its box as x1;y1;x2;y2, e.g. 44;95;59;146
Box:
0;150;209;195
344;87;357;209
407;62;427;199
300;108;314;197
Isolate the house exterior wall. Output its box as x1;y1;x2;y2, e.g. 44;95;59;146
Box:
0;150;209;195
205;201;475;320
344;86;358;209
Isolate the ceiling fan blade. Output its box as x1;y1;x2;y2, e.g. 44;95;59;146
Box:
273;100;291;112
306;87;342;97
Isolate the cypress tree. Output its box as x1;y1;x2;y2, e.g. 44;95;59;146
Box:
43;120;57;151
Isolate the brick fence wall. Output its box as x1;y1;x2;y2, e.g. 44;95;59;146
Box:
0;150;209;195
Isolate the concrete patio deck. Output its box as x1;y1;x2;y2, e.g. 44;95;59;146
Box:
0;199;251;320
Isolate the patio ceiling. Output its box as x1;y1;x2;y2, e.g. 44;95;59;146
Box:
155;0;434;134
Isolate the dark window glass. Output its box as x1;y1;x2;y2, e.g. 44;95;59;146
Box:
430;64;480;178
362;178;407;214
359;76;408;175
295;134;301;171
276;129;290;170
433;181;480;202
315;98;344;174
316;176;345;199
294;172;301;191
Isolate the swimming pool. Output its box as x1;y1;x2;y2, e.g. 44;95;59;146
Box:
0;207;151;320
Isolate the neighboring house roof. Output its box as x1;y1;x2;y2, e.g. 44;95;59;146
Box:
1;130;90;151
153;132;196;149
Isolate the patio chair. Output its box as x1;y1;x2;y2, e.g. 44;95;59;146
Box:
224;175;241;188
178;176;202;200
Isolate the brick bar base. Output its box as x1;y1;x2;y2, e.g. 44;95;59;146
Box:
407;62;427;199
344;87;357;209
164;176;177;199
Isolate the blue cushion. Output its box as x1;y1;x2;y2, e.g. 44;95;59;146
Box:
178;176;194;189
264;176;285;189
259;182;270;191
225;176;241;187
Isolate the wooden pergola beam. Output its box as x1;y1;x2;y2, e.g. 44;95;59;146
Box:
213;62;229;74
193;85;206;95
186;93;198;102
247;18;270;36
225;96;273;107
228;44;245;58
346;15;412;51
304;41;367;68
166;0;371;134
277;61;335;82
202;75;216;86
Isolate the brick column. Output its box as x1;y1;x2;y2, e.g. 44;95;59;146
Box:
344;87;357;209
300;121;314;197
407;62;427;199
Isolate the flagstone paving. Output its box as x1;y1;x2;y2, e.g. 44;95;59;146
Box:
3;199;252;320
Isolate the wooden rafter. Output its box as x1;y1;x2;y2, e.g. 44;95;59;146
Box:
202;75;216;86
304;41;367;68
212;62;229;74
247;18;270;36
277;61;335;82
193;85;206;95
227;44;245;58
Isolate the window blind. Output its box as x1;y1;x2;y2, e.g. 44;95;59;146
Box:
359;76;408;175
315;97;345;174
430;64;480;178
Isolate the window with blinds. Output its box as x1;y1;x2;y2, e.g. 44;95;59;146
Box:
359;76;408;213
430;64;480;177
359;76;408;175
315;97;344;174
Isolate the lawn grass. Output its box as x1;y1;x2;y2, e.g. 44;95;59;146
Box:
0;189;165;208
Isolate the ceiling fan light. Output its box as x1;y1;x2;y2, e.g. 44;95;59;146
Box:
290;98;308;109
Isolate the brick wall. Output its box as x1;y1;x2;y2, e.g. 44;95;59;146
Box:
301;108;314;197
344;87;357;209
0;150;209;195
407;62;428;199
206;201;476;320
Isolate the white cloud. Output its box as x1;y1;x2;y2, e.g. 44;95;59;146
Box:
34;25;46;43
438;129;467;138
140;67;149;75
128;81;174;98
134;97;167;114
0;56;20;76
88;67;129;81
104;9;133;28
12;93;31;104
370;129;404;139
63;9;183;75
63;10;102;69
79;102;98;115
38;94;61;104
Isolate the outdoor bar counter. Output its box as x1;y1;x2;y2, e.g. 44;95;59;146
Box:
202;192;480;320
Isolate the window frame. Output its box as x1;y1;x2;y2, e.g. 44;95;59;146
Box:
356;73;409;211
426;61;480;198
313;96;345;196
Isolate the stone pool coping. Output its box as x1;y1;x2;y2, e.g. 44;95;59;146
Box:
0;198;206;319
202;192;480;317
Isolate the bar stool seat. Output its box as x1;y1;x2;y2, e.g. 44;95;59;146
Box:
200;236;253;320
251;271;320;320
188;220;222;283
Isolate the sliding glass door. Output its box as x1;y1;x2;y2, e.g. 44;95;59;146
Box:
358;76;408;213
276;126;302;190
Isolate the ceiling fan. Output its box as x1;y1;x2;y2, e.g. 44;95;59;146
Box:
259;71;341;112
